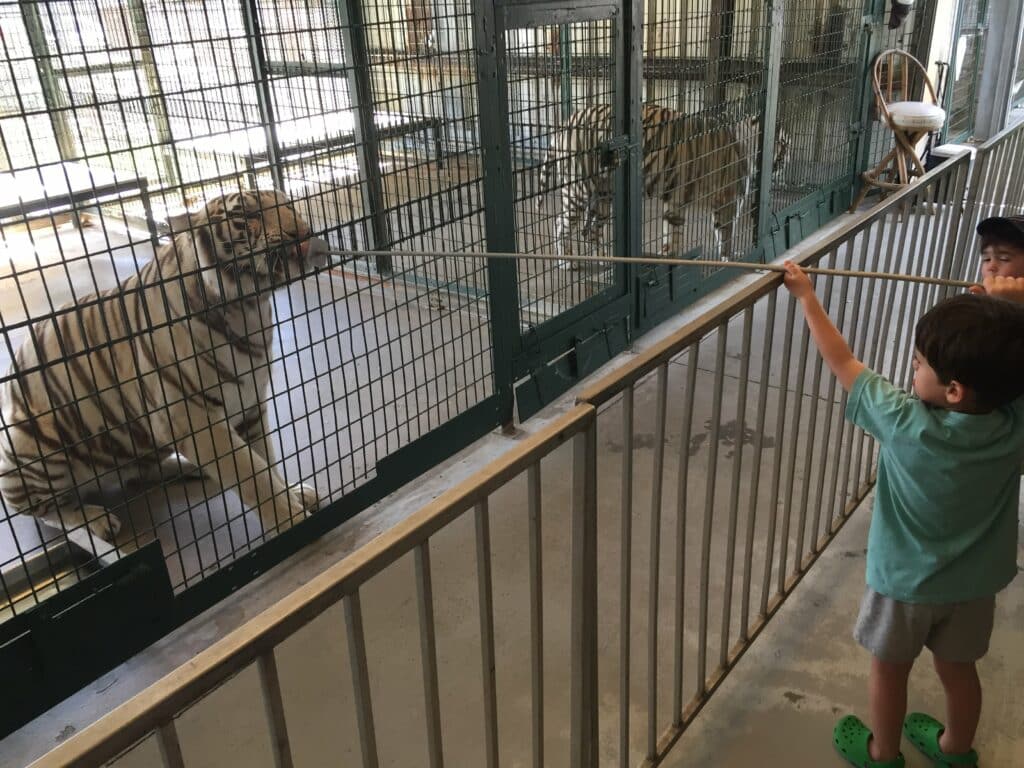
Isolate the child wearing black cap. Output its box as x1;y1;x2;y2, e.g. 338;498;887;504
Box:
974;215;1024;302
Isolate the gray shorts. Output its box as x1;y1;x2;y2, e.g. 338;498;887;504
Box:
853;587;996;664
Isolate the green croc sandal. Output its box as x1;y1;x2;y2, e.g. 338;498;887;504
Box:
903;712;979;766
833;715;906;767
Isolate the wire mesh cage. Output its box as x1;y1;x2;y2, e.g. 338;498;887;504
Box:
0;0;948;735
771;1;864;213
0;0;494;618
640;0;773;263
505;19;620;321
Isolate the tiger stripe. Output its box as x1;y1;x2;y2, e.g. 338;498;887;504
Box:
537;103;790;261
0;189;328;558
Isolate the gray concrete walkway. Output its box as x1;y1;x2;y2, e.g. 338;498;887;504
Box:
667;493;1024;768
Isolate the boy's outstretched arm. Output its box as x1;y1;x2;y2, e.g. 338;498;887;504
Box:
782;261;866;391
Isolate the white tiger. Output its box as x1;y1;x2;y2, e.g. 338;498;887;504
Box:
537;103;790;262
0;190;327;563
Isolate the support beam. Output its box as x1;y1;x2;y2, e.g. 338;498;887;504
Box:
974;0;1024;138
127;0;180;187
241;0;285;192
19;0;77;162
755;0;783;244
336;0;394;275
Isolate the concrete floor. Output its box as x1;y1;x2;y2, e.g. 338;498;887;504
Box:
5;208;1022;768
663;497;1024;768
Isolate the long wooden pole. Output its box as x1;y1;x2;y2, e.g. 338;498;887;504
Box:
324;248;977;290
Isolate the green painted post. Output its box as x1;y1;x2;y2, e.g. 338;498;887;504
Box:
560;25;572;119
336;0;394;274
472;0;519;426
755;1;784;247
617;0;642;327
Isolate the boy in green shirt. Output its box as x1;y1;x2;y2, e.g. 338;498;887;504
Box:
782;261;1024;768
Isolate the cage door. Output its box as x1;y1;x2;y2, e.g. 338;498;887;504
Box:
502;7;626;327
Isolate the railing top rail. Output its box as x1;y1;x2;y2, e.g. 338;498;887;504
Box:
29;404;597;768
974;115;1024;155
576;149;974;407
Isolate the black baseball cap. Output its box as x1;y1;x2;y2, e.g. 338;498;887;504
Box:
977;215;1024;249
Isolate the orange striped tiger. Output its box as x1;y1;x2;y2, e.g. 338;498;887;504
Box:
537;103;790;262
0;190;328;563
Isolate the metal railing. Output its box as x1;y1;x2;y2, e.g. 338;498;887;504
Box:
582;150;971;767
947;118;1024;283
28;150;974;768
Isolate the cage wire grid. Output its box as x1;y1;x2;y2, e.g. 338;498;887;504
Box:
0;0;493;612
505;19;620;319
0;0;912;624
638;0;768;265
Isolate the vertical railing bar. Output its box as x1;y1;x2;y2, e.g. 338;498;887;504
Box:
719;310;752;666
818;240;856;542
475;499;499;768
528;462;544;768
957;151;988;276
672;345;700;722
853;213;894;491
697;326;728;693
934;164;970;295
777;301;811;594
415;543;444;768
646;363;668;758
951;153;986;284
978;145;1000;219
867;201;903;393
793;260;833;569
988;137;1016;214
345;591;380;768
842;229;875;515
1006;133;1024;209
759;294;797;617
257;650;294;768
740;292;776;639
619;386;634;768
156;721;186;768
863;203;905;480
891;189;929;381
899;186;937;386
570;415;599;768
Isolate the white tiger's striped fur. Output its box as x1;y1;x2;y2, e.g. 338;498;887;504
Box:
0;190;328;562
537;103;790;261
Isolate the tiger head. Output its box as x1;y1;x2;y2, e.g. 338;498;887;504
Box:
169;190;329;298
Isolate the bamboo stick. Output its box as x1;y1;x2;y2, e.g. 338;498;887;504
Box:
324;248;976;290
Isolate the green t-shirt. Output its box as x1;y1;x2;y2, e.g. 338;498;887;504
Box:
847;369;1024;604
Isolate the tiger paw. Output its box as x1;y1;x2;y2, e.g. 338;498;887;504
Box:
290;482;319;516
84;505;122;542
258;484;318;533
